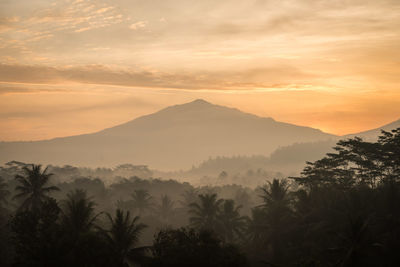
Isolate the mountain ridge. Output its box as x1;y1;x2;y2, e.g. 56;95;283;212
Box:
0;99;355;170
96;99;333;137
345;118;400;140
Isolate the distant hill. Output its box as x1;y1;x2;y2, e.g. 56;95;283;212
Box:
184;155;271;177
257;119;400;175
345;119;400;140
0;99;336;170
162;141;337;179
266;140;337;172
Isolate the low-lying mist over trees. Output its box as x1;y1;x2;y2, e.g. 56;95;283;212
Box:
1;128;400;266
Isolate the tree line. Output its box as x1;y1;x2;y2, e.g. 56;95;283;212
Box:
0;128;400;266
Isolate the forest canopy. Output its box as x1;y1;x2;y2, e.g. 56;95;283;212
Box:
0;128;400;266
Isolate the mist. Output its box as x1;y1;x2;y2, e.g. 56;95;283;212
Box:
2;0;400;266
2;128;400;266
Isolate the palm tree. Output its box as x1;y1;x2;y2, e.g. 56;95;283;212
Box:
258;179;293;264
0;177;10;208
179;188;198;210
188;193;223;231
156;195;175;223
61;189;101;238
59;190;106;266
217;199;248;243
116;199;131;211
14;164;59;211
331;215;378;267
259;179;291;209
102;209;148;267
246;207;268;246
131;189;153;215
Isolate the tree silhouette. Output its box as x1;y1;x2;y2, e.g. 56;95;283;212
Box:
156;195;175;223
14;164;59;211
61;189;101;238
377;128;400;181
179;188;198;210
151;227;247;267
259;179;290;209
331;215;378;267
246;207;267;250
11;198;61;267
60;189;105;266
0;177;10;208
101;209;148;267
131;189;153;215
258;179;293;264
2;128;400;266
294;129;400;189
217;199;247;243
189;193;223;231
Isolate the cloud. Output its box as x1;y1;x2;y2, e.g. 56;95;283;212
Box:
0;63;313;91
0;95;153;119
129;21;147;30
0;16;19;33
0;85;70;95
95;7;114;14
0;86;33;95
0;0;126;43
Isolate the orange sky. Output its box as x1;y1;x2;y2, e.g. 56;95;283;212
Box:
0;0;400;141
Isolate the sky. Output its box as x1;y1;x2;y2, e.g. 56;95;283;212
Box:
0;0;399;141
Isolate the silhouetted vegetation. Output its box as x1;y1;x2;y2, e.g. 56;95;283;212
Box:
150;228;246;267
1;128;400;266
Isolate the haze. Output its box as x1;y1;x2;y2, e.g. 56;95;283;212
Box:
1;0;400;141
2;2;400;266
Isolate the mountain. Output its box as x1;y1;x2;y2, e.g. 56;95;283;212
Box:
0;99;336;170
254;118;400;175
345;119;400;140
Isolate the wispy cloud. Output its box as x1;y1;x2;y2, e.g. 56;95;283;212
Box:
0;63;316;91
129;21;147;30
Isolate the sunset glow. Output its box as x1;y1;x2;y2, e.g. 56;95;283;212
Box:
1;0;400;140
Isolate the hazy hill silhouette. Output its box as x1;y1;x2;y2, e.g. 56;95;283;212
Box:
345;119;400;140
253;118;400;175
0;99;336;170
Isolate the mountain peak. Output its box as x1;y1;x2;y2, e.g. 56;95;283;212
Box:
158;98;216;114
183;98;214;108
191;99;210;104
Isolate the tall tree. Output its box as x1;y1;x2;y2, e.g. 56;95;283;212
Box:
60;190;105;266
377;128;400;181
217;199;248;243
101;209;148;267
131;189;153;215
14;164;59;211
0;177;10;208
179;188;198;210
156;195;175;223
246;208;267;251
189;193;223;231
60;189;100;238
259;179;291;210
259;179;293;264
11;198;61;267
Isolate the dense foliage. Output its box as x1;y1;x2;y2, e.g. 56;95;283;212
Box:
0;128;400;266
